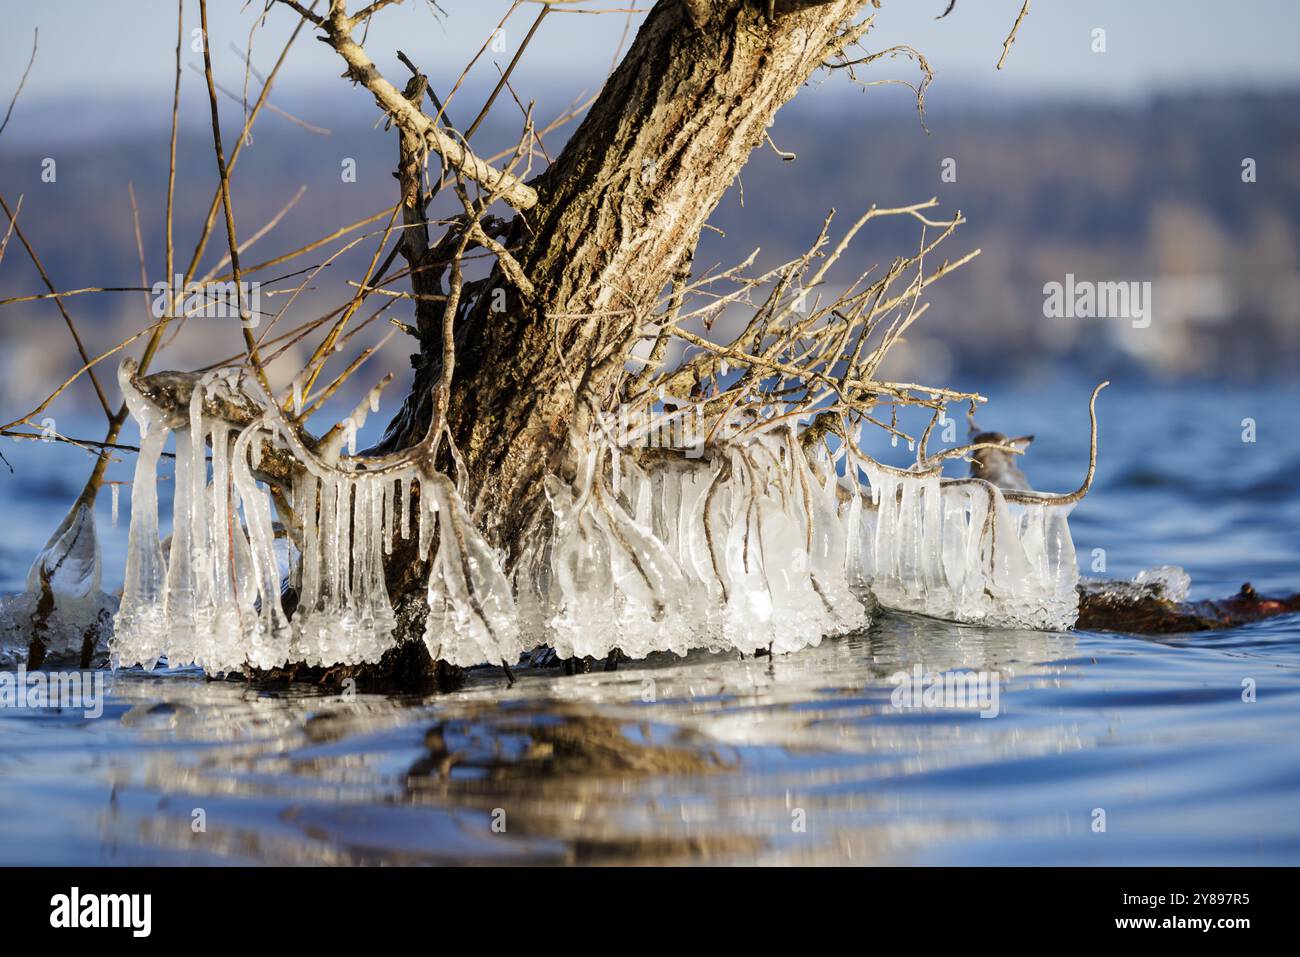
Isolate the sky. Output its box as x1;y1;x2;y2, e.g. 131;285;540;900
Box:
1;0;1299;128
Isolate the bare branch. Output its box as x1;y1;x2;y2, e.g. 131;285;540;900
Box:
997;0;1031;70
282;0;540;209
0;27;36;142
0;192;114;419
198;0;273;396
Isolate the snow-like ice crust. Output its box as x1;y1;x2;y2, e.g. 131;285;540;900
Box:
108;369;1081;674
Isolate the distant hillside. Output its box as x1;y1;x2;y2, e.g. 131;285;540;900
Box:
703;90;1300;384
1;88;1297;414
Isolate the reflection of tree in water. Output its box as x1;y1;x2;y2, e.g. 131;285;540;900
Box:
411;706;736;779
406;704;762;864
80;618;1084;864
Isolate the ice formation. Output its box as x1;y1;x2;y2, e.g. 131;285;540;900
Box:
109;361;1086;675
1079;564;1193;605
516;430;869;660
1133;564;1192;603
0;499;117;668
111;362;529;674
852;462;1079;630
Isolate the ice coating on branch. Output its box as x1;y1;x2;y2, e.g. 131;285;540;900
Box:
518;428;872;659
110;363;510;675
0;498;117;668
850;461;1078;630
109;358;1088;675
26;498;102;599
0;365;212;667
423;474;524;667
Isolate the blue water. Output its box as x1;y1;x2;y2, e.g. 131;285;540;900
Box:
1;377;1298;864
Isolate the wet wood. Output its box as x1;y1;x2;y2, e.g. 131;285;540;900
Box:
1078;582;1300;634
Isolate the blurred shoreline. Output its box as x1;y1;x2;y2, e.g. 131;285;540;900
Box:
3;86;1297;422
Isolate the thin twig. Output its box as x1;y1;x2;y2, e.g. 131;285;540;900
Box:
0;27;37;142
199;0;273;394
0;192;114;419
997;0;1031;70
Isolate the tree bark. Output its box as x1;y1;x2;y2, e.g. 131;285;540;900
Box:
381;0;869;572
325;0;884;684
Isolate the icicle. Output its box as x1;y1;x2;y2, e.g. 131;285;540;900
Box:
422;475;521;667
231;420;291;669
544;466;616;661
333;476;354;659
163;428;198;666
417;476;437;561
399;474;411;540
110;485;120;527
293;471;323;665
103;353;1088;677
366;475;396;657
111;363;172;670
205;421;246;672
189;381;212;635
853;461;1079;632
381;477;394;555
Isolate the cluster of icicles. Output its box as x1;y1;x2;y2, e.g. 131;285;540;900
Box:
111;366;1081;675
111;361;519;673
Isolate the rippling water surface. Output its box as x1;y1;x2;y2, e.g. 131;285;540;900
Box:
1;378;1298;864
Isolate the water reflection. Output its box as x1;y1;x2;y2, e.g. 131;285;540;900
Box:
3;607;1298;865
0;615;1097;865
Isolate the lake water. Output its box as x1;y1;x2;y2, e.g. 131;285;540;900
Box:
1;376;1298;865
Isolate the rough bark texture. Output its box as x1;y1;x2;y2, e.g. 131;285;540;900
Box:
381;0;868;569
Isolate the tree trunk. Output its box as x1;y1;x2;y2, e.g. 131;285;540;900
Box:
364;0;870;659
387;0;865;540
